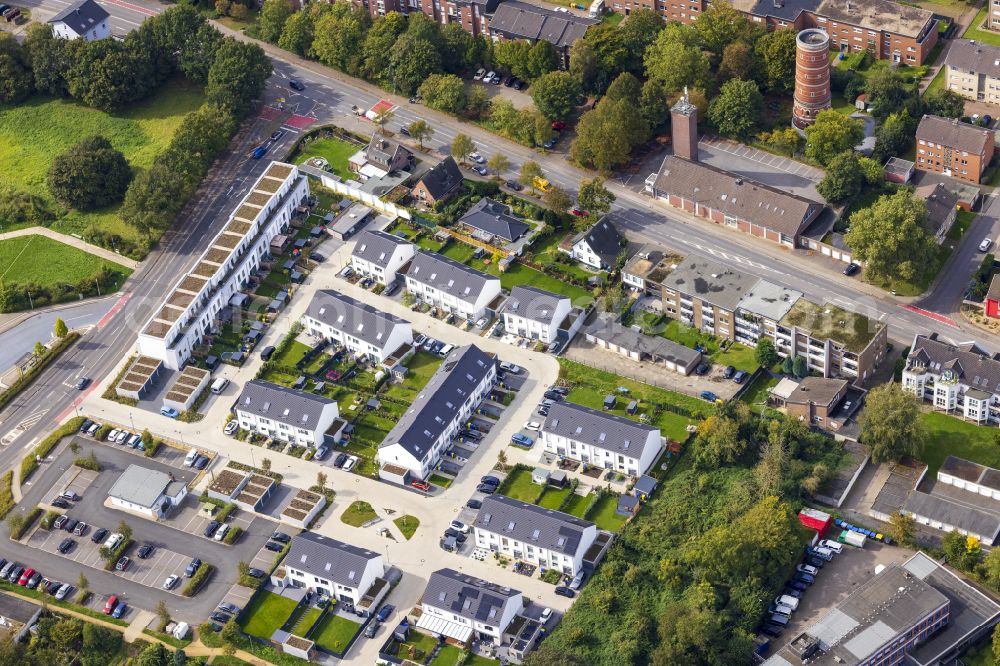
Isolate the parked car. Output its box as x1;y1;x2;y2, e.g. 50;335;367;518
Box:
569;571;586;590
77;419;93;433
91;527;108;544
260;345;276;361
551;120;566;131
469;152;485;164
761;624;783;639
53;515;68;530
499;361;521;374
214;524;230;542
210;611;230;623
843;262;860;276
193;455;209;470
818;539;844;554
805;556;825;569
732;370;748;384
137;544;154;559
796;563;819;576
481;475;500;486
472;165;488;176
511;433;533;447
411;479;430;491
63;518;78;532
203;521;220;538
342;456;358;472
699;390;719;402
60;490;80;501
570;208;588;217
185;558;202;577
289;79;305;91
55;584;72;600
248;568;266;579
474;68;486;80
163;575;179;590
264;541;284;552
476;483;496;494
115;556;130;571
787;579;808;592
218;602;241;615
160;406;179;418
793;573;815;586
73;522;87;536
103;595;119;614
111;602;127;619
224;421;238;436
271;531;290;544
524;421;541;431
333;453;348;468
58;538;74;554
18;568;34;586
443;528;466;543
466;498;482;510
806;546;834;561
505;180;523;191
51;497;70;509
982;238;994;252
450;520;469;534
543;138;557;150
554;586;575;598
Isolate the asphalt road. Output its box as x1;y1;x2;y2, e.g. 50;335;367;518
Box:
4;0;1000;485
0;297;116;373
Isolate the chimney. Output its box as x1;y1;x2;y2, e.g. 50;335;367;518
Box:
671;86;699;162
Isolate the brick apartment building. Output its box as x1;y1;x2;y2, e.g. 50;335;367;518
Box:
659;0;938;64
916;114;996;184
352;0;496;35
987;0;1000;33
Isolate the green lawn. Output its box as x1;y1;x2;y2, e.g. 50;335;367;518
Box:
632;315;757;373
394;514;420;540
238;592;298;640
948;210;977;242
538;486;573;509
341;500;378;527
501;467;542;502
291;607;322;637
398;632;441;662
964;6;1000;47
919;412;1000;477
0;235;132;288
588;493;627;532
487;261;592;304
0;81;204;242
558;358;707;441
211;658;256;666
272;340;311;367
740;373;780;415
292;136;359;181
431;644;465;665
561;492;591;518
383;351;443;403
429;473;453;488
311;613;362;654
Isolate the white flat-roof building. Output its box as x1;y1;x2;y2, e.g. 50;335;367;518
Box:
540;401;662;476
473;495;597;576
350;230;416;286
108;464;188;519
136;163;308;370
302;290;412;364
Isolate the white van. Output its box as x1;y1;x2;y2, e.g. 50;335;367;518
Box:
184;449;199;467
776;595;800;611
438;344;455;358
104;533;123;550
172;622;190;641
211;378;229;394
214;524;230;542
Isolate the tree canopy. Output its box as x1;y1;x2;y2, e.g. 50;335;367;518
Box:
47;135;132;211
804;110;864;165
844;190;937;283
859;383;925;463
531;71;582;120
708;78;762;139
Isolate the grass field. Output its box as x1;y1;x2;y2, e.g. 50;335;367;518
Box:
431;644;465;665
292;136;358;181
588;493;627;532
0;235;132;288
341;500;378;527
558;358;706;441
394;514;420;540
740;373;780;415
312;613;361;653
964;6;1000;47
0;80;204;241
501;467;541;502
919;411;1000;477
291;607;322;637
239;592;297;640
538;486;573;509
561;492;591;518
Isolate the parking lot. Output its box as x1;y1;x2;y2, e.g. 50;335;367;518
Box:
768;541;905;652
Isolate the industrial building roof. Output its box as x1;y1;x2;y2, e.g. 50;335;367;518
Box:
108;465;176;509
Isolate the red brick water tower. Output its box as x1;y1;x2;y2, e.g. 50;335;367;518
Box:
792;29;832;130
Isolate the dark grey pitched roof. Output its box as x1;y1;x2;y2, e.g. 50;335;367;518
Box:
488;0;596;49
945;39;1000;79
740;0;819;22
236;380;336;430
366;135;412;171
915;182;959;236
305;290;409;351
352;230;413;268
48;0;108;34
404;251;499;302
584;314;702;367
917;115;994;155
417;157;464;200
475;495;594;555
380;345;495;462
285;532;381;589
459;198;530;242
422;569;522;624
904;491;1000;541
907;334;1000;393
543;400;658;457
634;474;657;496
572;217;624;267
501;285;569;325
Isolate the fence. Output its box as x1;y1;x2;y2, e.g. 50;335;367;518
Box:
297;164;412;221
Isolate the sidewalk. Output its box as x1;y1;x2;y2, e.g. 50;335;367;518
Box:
0;226;140;270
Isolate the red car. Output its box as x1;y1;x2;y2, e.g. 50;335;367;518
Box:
411;479;430;491
17;568;34;586
551;120;566;131
103;595;118;614
570;208;589;217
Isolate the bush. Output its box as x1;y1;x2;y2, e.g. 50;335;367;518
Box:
101;538;133;570
222;526;243;544
182;563;213;597
0;471;14;519
9;506;42;539
47;135;132;211
95;424;113;441
74;454;100;471
40;510;61;530
2;335;80;412
20;415;85;483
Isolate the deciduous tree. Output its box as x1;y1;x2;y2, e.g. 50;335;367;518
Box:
278;9;316;56
418;74;466;114
386;34;441;95
543;186;572;214
755;337;778;368
858;383;925;464
519;160;543;190
256;0;293;43
845;190;936;283
755;28;796;93
488;153;510;178
0;33;33;104
47;135;132;211
205;38;271;116
643;23;711;95
804;109;864;165
577;177;615;216
530;71;582;120
451;134;474;163
718;41;756;84
708;78;762;139
816;151;864;203
694;0;763;57
888;510;915;547
924;88;964;118
407;119;433;150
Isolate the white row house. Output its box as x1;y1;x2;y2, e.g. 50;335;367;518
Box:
501;285;571;344
541;401;662;476
302;290;412;365
418;569;523;643
403;252;501;322
277;532;383;605
473;495;597;576
377;345;496;480
234;380;340;448
350;229;416;286
136;163;308;370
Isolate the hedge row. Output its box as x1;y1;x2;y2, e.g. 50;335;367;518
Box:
0;471;14;519
182;563;214;597
582;488;609;522
20;416;86;483
0;333;80;411
9;506;42;540
223;526;243;545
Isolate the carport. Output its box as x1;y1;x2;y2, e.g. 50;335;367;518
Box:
416;614;472;643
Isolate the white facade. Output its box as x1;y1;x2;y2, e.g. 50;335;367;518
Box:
540;427;660;477
302;304;412;365
502;298;570;343
570;237;604;269
473;522;595;576
284;557;382;605
235;402;339;447
405;274;501;321
350;238;415;286
52;18;109;40
421;597;521;642
137;163;308;370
